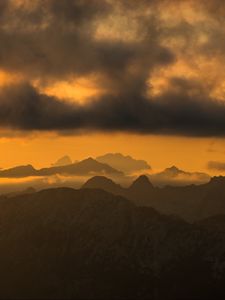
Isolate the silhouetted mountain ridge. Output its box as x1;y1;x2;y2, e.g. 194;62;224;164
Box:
0;187;225;299
83;176;123;195
149;166;210;187
83;174;225;221
0;164;37;178
130;175;153;189
0;158;123;178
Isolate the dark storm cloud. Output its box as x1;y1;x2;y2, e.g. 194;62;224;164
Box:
0;0;223;81
0;0;111;79
46;0;111;24
0;0;174;81
2;79;225;137
0;0;225;137
0;0;8;17
0;83;85;130
200;0;225;20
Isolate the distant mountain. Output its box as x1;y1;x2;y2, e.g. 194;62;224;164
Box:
0;187;225;299
83;175;225;221
42;157;123;176
0;158;123;178
83;175;154;195
149;165;210;187
83;175;124;195
96;153;151;174
130;174;153;190
52;155;72;167
162;166;186;176
0;164;37;178
83;175;154;203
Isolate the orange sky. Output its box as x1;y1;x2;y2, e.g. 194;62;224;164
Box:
0;132;224;175
0;0;225;176
0;66;224;175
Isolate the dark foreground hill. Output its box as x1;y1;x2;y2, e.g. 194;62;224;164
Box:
83;175;225;221
1;188;225;299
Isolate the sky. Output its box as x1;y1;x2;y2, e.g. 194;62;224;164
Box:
0;0;225;174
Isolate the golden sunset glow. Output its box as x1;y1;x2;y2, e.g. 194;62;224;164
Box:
0;70;23;87
0;133;222;177
37;76;105;104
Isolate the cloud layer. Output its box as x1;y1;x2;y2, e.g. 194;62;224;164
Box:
1;80;225;137
0;0;225;136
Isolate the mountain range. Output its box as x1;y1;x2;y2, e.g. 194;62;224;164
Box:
0;187;225;299
149;166;210;187
96;153;151;174
52;155;73;167
83;175;225;221
0;154;211;189
0;158;123;178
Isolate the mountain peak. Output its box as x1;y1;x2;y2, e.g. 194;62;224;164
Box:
96;153;151;174
76;157;99;166
83;176;118;188
75;158;123;175
0;164;36;179
52;155;72;167
165;166;182;173
83;157;96;163
14;164;35;171
130;175;153;189
82;176;122;194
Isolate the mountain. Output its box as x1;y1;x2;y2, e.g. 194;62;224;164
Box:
82;175;154;206
130;175;153;190
0;187;225;299
96;153;151;174
161;165;186;177
4;186;36;198
151;176;225;221
82;175;124;195
128;175;154;205
0;158;123;178
83;175;155;197
83;175;225;221
0;164;37;178
52;155;73;167
149;166;210;187
44;157;123;176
